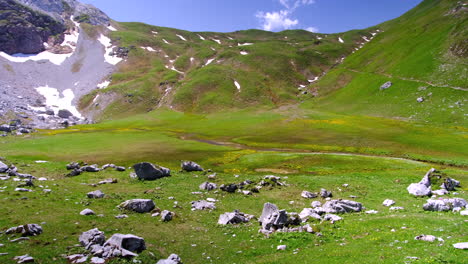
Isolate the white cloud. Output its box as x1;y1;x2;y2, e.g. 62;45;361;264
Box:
257;0;316;32
305;26;319;33
256;10;298;31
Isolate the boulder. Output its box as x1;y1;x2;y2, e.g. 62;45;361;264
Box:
453;242;468;249
423;198;467;212
323;214;342;222
322;200;363;214
118;199;155;213
87;190;105;199
259;203;288;231
161;210;174;222
80;209;96;215
181;161;203;172
301;191;318;199
199;182;217;191
79;228;105;249
133;162;170;180
441;177;460;191
66;162;81;170
220;183;238;193
299;208;321;222
380;81;392;90
157;254;182;264
58;109;74;119
0;161;8;173
67;168;82;177
81;165;100;172
218;210;253;225
382;199;395;207
407;183;431;197
191;200;216;210
320;188;332;198
6;224;42;236
104;233;146;253
115;166;126;172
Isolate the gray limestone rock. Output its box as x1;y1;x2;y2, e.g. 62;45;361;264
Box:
133;162;170;180
118;199;155;213
79;228;105;249
6;224;42;236
191;200;216;210
157;254;182;264
218;210;253;225
322;200;363;214
199;182;217;191
181;161;203;172
87;190;105;199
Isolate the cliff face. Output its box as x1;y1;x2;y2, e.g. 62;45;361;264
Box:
17;0;110;26
0;0;65;54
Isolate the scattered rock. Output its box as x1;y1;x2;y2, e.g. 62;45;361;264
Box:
218;210;254;225
301;191;318;199
423;198;467;212
380;81;392;90
220;183;238;193
81;165;100;172
311;201;322;208
161;210;174;222
118;199;155;213
320;188;332;198
415;235;441;242
407;168;435;197
133;162;170;180
277;245;287;250
389;206;404;211
382;199;395;207
87;190;105;199
79;228;105;249
322;199;363;213
181;161;203;172
299;208;321;222
453;242;468;249
323;214;342;222
104;233;146;255
13;254;34;263
0;161;8;173
259;203;288;233
66;254;88;264
66;162;81;170
98;178;117;185
15;188;32;192
199;182;217;191
191;200;216;210
6;224;42;236
157;254;182;264
80;209;96;216
115;214;128;219
365;210;378;214
417;97;424;103
441;177;460;191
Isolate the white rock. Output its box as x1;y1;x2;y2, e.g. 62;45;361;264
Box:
277;245;287;250
382;199;395;207
453;242;468;249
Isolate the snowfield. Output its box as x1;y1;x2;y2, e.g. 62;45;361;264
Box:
35;86;82;118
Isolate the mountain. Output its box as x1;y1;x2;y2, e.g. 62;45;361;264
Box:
304;0;467;125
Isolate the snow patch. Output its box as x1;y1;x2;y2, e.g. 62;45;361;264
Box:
190;57;195;62
234;81;241;92
107;25;117;31
238;43;253;46
338;37;344;43
240;51;249;55
176;34;187;41
169;67;183;74
163;39;170;44
152;31;158;35
212;39;221;44
97;80;110;89
92;94;100;103
35;86;82;118
227;36;234;40
98;34;122;65
198;34;205;40
308;77;319;83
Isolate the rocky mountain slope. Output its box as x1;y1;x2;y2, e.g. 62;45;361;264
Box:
0;0;117;131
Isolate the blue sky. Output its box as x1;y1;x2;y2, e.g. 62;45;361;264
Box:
83;0;423;33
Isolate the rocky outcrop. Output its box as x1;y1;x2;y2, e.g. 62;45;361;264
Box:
17;0;110;26
0;0;65;55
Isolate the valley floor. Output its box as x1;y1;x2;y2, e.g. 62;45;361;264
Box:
0;109;466;263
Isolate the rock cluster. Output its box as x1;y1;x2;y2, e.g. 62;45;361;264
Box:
66;162;126;177
407;168;462;197
78;228;145;262
6;224;43;237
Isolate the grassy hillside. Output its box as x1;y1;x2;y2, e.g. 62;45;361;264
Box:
305;0;467;125
80;22;372;120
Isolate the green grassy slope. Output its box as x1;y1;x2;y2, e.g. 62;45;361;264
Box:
80;23;372;120
305;0;467;125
